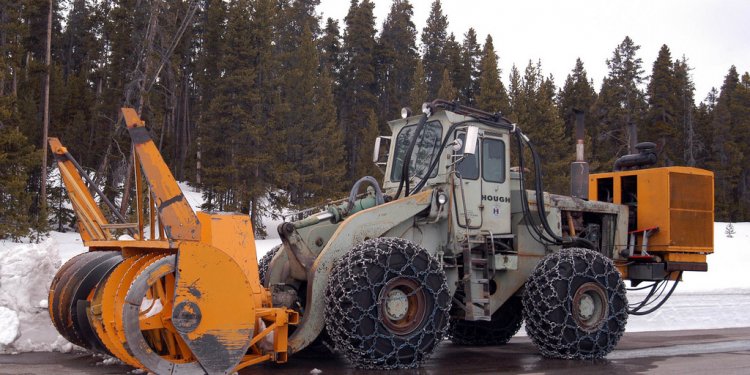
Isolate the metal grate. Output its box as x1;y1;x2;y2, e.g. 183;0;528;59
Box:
669;172;713;248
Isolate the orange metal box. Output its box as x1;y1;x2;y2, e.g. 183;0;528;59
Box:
589;167;714;254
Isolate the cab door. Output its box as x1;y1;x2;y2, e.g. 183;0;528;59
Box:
479;135;511;234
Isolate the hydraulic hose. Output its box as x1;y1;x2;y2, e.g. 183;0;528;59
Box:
514;126;596;249
347;176;385;211
628;272;682;315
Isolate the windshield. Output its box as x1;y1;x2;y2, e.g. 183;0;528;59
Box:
390;121;443;182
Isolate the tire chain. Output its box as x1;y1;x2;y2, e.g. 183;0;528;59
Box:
324;237;451;369
522;247;628;359
258;245;280;285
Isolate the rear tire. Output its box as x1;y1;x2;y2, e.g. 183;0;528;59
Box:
449;296;523;346
325;238;450;369
522;248;628;359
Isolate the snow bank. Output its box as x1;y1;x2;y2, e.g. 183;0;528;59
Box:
679;222;750;293
0;306;20;346
0;203;746;353
0;236;66;353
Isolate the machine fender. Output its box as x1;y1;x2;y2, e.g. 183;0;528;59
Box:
287;189;434;353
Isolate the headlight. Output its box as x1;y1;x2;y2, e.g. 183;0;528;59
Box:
401;107;412;119
437;192;448;205
421;102;432;116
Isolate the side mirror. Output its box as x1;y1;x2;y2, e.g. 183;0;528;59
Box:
373;136;391;165
464;126;479;155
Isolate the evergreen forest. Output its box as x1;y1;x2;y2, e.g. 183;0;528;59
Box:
1;0;749;240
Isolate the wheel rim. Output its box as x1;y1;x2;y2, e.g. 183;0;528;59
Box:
572;282;608;332
379;277;427;335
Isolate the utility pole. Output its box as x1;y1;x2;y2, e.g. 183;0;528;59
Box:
41;0;52;214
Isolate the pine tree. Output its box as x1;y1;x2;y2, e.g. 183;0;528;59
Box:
409;59;428;111
437;68;457;100
708;66;742;221
311;68;347;200
420;0;448;99
375;0;417;126
538;75;570;194
674;57;697;166
733;72;750;219
557;58;597;139
442;33;462;98
475;35;508;114
60;0;101;80
694;87;718;168
592;36;647;165
196;0;226;110
644;44;682;166
280;18;345;206
319;18;342;75
459;28;481;105
507;64;521;114
508;61;568;193
0;126;40;240
725;222;735;238
339;0;379;180
203;0;257;213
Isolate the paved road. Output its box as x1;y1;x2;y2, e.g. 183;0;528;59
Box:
2;327;749;374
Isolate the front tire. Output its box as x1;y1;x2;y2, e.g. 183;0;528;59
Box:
522;248;628;359
325;238;451;369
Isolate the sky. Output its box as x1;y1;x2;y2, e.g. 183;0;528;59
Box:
316;0;750;103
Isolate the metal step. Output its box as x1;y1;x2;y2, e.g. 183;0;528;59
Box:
462;233;493;321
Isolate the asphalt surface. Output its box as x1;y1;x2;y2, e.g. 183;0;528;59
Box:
1;327;749;374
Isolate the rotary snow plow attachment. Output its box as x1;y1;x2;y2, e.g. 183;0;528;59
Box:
48;108;297;374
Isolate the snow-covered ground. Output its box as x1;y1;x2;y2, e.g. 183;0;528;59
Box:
1;183;747;353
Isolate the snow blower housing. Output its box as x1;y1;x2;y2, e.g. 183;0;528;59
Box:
48;102;713;374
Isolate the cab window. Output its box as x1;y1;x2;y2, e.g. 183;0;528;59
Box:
482;138;505;183
390;121;443;181
456;133;479;180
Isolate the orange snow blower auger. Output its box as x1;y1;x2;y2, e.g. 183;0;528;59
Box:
47;108;298;374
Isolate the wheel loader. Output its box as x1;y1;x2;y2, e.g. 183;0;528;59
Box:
48;102;713;373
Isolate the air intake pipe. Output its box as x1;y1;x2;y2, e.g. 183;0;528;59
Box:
570;109;589;199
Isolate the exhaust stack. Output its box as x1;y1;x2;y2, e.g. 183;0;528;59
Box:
570;109;589;199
